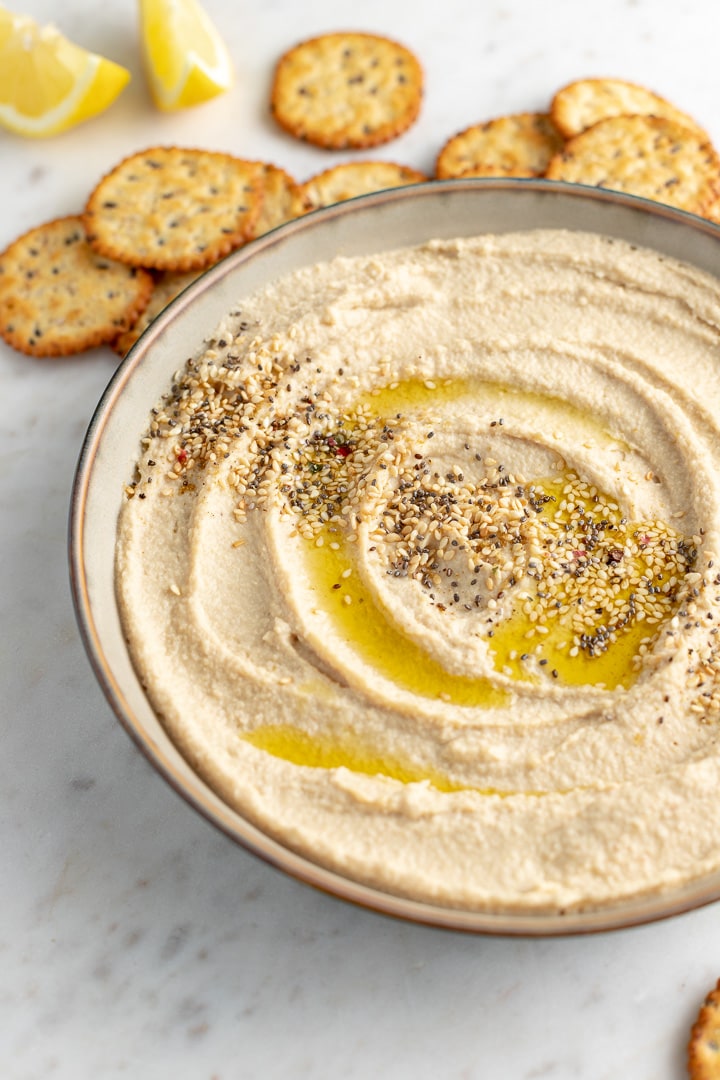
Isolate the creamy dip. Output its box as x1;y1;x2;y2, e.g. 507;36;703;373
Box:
116;229;720;913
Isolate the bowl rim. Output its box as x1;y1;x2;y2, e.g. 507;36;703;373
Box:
69;177;720;936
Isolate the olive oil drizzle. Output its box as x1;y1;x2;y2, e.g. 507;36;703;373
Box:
244;377;694;787
487;476;694;690
244;724;477;793
301;529;509;707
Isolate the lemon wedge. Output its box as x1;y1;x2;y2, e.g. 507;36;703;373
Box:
0;6;130;137
138;0;233;111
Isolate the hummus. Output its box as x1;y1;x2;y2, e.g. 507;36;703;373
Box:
116;229;720;914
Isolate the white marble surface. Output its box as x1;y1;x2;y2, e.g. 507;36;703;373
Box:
3;1;720;1077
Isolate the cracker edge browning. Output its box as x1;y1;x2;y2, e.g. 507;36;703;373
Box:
298;160;428;210
544;115;720;214
82;146;265;272
550;76;710;140
435;112;564;180
111;270;200;358
0;214;154;358
249;162;309;236
269;30;424;150
688;978;720;1080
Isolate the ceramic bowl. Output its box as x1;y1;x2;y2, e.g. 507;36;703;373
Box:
69;179;720;935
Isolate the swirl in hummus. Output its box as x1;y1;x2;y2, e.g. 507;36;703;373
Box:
116;229;720;913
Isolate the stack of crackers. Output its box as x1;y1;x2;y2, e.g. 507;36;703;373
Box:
0;151;309;360
436;77;720;220
1;30;718;360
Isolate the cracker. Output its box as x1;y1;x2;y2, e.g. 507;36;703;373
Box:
84;147;264;272
448;163;537;179
435;113;564;179
112;270;199;357
270;32;423;150
249;163;307;239
704;196;720;226
688;979;720;1080
0;216;153;358
299;161;428;211
545;115;720;214
551;77;708;140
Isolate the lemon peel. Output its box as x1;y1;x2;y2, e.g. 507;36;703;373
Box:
138;0;233;111
0;5;129;137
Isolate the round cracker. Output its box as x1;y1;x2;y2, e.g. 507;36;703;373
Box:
545;115;720;214
270;32;423;150
436;113;564;179
688;979;720;1080
84;147;264;273
551;77;708;140
704;196;720;226
449;163;538;180
249;163;307;239
0;216;153;358
112;270;199;357
299;161;428;211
